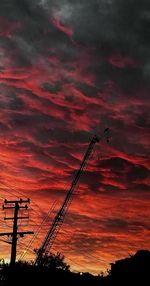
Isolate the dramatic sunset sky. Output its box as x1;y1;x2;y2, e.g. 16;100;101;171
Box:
0;0;150;275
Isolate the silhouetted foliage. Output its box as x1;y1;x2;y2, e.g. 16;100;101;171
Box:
36;251;70;270
109;249;150;285
0;249;149;286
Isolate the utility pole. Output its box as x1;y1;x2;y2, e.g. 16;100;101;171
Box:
0;198;34;265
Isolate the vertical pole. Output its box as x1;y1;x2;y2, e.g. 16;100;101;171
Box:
10;202;19;266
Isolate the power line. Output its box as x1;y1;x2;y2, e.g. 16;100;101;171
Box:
19;199;58;260
0;181;44;215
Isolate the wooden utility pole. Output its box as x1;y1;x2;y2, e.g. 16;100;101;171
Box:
0;198;34;265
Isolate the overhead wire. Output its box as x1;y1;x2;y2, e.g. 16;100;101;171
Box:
19;199;58;260
0;181;44;215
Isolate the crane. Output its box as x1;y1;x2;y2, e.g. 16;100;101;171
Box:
34;128;110;265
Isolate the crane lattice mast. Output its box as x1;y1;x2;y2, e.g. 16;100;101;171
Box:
35;129;109;265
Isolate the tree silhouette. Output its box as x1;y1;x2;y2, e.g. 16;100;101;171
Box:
35;251;70;271
109;250;150;285
0;249;149;286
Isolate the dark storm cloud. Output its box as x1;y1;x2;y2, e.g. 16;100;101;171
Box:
1;0;150;93
54;0;150;56
0;1;149;60
57;211;150;254
87;60;143;92
131;183;150;193
0;84;25;110
75;81;99;98
76;170;103;193
95;156;150;194
42;82;62;93
104;218;150;233
70;233;116;252
135;112;150;129
34;127;90;145
0;0;76;68
128;165;150;181
45;0;150;90
100;157;133;171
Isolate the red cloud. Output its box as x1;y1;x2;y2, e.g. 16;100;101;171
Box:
0;16;150;275
51;16;73;38
0;17;21;38
107;52;138;68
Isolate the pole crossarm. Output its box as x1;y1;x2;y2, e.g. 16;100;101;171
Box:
3;204;29;210
4;216;29;220
0;231;34;237
4;199;30;204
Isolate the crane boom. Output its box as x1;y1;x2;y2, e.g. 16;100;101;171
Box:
35;129;109;265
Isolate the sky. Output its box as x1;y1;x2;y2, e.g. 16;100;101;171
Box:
0;0;150;275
